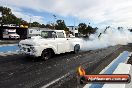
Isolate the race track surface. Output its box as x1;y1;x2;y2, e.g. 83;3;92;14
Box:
0;45;132;88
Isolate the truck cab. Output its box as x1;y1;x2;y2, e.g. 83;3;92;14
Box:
19;30;81;60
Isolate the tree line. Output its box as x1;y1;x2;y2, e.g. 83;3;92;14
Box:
78;23;97;37
0;6;97;37
0;6;27;26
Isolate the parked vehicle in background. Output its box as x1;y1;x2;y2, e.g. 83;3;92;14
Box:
19;30;81;60
3;29;20;39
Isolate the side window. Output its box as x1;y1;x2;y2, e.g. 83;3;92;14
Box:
57;32;64;38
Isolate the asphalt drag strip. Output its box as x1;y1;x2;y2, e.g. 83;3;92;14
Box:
47;45;132;88
0;45;131;88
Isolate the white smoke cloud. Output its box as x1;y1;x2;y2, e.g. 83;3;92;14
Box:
80;28;132;51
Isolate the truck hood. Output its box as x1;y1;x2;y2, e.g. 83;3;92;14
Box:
19;36;54;46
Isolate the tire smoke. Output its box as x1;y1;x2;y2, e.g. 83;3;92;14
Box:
80;28;132;51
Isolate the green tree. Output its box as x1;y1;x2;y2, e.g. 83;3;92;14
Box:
45;24;53;29
21;20;28;25
31;22;40;27
15;18;22;25
86;25;97;36
40;24;46;28
55;20;67;30
0;7;11;25
0;6;24;26
78;23;97;37
78;23;87;36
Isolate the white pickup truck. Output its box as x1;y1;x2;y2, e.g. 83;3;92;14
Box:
19;30;81;60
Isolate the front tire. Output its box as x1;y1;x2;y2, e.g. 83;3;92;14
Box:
41;49;52;60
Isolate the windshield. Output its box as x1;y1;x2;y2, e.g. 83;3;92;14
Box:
41;31;54;38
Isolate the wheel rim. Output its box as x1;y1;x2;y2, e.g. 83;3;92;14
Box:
42;50;51;60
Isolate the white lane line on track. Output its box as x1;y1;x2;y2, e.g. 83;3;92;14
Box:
0;44;18;47
0;53;8;56
0;51;18;57
41;72;70;88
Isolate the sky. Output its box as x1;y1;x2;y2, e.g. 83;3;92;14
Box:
1;0;132;28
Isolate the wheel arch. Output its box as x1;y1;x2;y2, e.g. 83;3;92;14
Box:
39;45;57;56
74;44;80;49
41;48;55;55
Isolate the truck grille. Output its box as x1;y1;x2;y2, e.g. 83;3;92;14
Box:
22;47;30;52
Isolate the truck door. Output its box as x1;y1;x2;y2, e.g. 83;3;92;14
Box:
56;32;70;53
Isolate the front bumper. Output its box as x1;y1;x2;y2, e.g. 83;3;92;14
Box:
19;50;37;57
18;45;40;57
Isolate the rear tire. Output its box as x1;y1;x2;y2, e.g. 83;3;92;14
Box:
41;49;52;60
74;44;80;54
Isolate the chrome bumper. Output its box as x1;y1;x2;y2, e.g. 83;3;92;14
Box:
19;50;37;57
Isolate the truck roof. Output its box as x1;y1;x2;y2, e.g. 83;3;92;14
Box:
54;30;65;32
